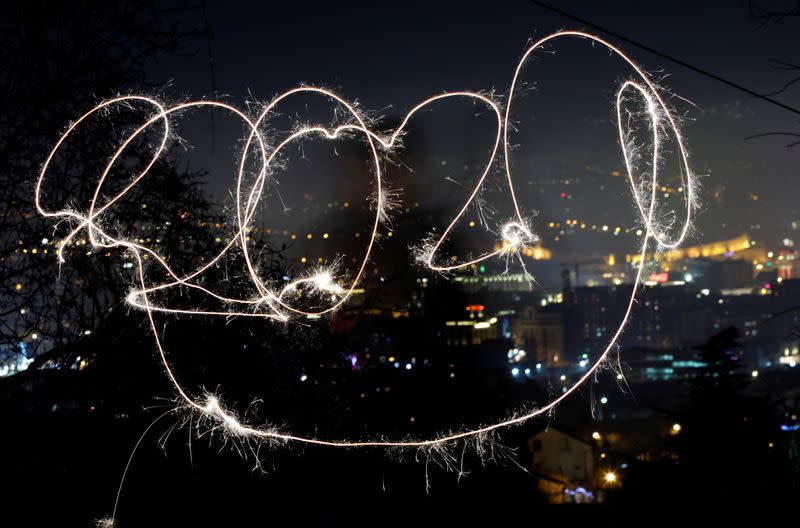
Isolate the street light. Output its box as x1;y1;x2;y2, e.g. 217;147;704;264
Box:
604;471;617;484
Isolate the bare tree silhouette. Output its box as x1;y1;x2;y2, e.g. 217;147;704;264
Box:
0;1;213;371
746;1;800;147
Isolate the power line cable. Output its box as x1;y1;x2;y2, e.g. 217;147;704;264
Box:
531;0;800;117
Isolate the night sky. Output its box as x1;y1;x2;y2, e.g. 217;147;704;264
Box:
144;0;799;257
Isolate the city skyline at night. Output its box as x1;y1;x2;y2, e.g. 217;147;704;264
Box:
1;1;799;525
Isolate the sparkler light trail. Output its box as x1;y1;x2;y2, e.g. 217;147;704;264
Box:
36;31;695;451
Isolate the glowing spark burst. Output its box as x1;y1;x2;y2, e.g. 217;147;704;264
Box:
36;31;695;451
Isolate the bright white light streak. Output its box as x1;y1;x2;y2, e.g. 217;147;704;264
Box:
36;31;694;449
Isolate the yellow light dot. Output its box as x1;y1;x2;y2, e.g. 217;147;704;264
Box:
306;234;313;239
604;472;617;483
300;257;307;263
592;431;601;440
323;233;329;239
15;283;22;291
291;234;297;240
672;423;682;432
387;231;393;237
468;221;475;227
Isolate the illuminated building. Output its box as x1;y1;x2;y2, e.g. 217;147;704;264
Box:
778;339;800;368
443;310;501;346
528;428;597;504
627;234;770;293
624;347;706;383
627;233;763;264
451;272;538;294
491;241;552;261
774;250;800;280
513;305;564;367
562;283;634;362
